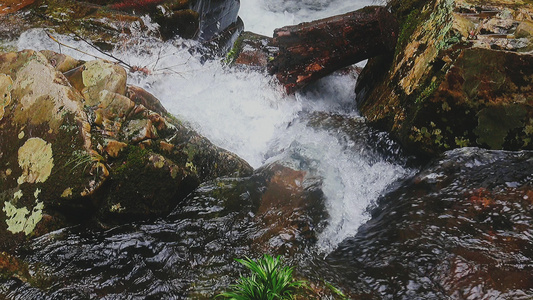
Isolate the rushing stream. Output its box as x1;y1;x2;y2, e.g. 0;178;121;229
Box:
3;0;533;298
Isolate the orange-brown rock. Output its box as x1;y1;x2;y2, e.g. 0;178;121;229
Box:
252;163;327;255
0;0;34;16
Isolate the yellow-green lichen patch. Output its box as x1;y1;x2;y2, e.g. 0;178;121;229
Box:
61;187;73;198
11;51;85;132
2;202;29;234
82;60;114;88
23;200;44;235
2;199;44;235
17;138;54;185
110;203;125;213
149;154;166;169
185;161;197;173
13;190;22;201
81;60;127;106
0;74;13;121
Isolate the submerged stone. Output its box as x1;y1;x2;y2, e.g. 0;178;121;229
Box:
167;162;327;257
251;162;327;255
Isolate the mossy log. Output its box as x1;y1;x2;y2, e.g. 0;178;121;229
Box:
268;6;398;94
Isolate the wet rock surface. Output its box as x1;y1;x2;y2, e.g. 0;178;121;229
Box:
0;50;252;249
3;147;532;298
0;159;329;298
226;31;275;68
249;162;327;255
1;1;533;299
0;0;241;53
357;0;533;158
325;148;533;299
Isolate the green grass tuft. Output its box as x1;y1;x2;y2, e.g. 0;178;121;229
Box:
217;255;308;300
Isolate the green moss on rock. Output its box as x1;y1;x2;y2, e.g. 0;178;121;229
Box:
1;49;252;250
357;0;533;157
474;104;527;149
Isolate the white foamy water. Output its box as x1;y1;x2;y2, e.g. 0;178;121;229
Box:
240;0;384;36
16;0;409;253
265;119;410;252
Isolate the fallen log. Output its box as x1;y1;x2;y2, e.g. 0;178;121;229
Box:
268;6;398;94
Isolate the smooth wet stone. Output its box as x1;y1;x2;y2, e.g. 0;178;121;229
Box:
328;148;533;299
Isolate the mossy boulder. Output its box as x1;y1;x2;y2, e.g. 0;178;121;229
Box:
0;50;252;249
0;0;241;51
0;0;160;51
0;50;95;249
356;0;533;157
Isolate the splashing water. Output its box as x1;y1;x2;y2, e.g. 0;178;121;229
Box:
240;0;384;35
16;0;407;253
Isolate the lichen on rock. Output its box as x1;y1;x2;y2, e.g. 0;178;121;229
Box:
2;199;44;235
81;60;127;106
357;0;533;157
0;74;13;121
17;138;54;185
6;51;85;132
0;49;252;247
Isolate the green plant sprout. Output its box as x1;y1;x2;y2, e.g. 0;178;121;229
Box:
217;255;308;300
65;150;94;173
